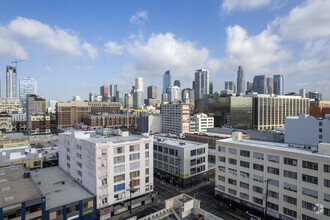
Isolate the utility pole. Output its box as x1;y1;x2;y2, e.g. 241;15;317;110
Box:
176;156;182;187
264;179;270;220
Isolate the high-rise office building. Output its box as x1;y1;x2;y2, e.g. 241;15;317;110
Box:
194;69;210;100
174;80;181;87
267;77;273;94
236;66;245;95
100;85;109;99
253;75;267;94
147;86;157;99
273;74;284;95
163;70;171;93
135;77;143;91
133;77;144;109
299;88;306;98
225;81;236;92
182;88;194;102
124;93;133;108
246;81;254;94
19;77;37;109
6;66;17;98
110;84;117;97
161;103;191;134
209;81;213;94
115;91;124;106
166;86;181;103
307;91;322;101
26;94;47;135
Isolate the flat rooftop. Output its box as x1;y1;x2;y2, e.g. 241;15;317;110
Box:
0;146;42;164
154;136;206;148
0;132;27;139
220;138;330;159
0;166;42;208
186;132;231;138
30;167;94;210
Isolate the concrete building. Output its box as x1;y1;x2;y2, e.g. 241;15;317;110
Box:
0;98;22;113
135;77;143;91
6;66;17;98
163;70;171;93
161;93;168;103
0;146;43;169
209;81;213;94
153;136;211;188
185;132;231;149
147;86;157;99
190;113;214;132
161;103;191;135
267;77;273;94
133;91;144;110
0;114;12;133
300;88;306;98
82;113;138;130
173;80;181;87
225;81;236;93
246;81;254;94
285;114;330;148
125;93;133;108
145;98;160;107
310;100;330;118
216;133;330;220
253;75;267;94
19;77;37;109
166;86;181;103
100;85;109;100
28;114;51;135
0;133;29;148
273;74;284;95
236;66;245;96
26;94;46;116
116;91;124;106
56;101;120;129
252;95;310;130
307;91;323;101
59;129;155;219
110;84;117;98
194;69;210;99
182;88;194;102
137;114;162;134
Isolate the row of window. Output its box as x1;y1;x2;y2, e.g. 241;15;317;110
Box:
154;145;178;156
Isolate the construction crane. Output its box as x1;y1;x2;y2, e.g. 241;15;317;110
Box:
12;59;26;69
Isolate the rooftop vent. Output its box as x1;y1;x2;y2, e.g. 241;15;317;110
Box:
179;142;185;146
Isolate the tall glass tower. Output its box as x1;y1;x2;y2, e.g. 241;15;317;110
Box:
6;65;17;98
236;66;245;95
194;69;210;99
163;70;171;93
273;74;284;95
253;75;267;94
19;77;37;109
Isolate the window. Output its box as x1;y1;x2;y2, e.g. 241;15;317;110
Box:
240;150;250;157
228;168;237;176
77;170;82;177
228;178;237;186
145;160;149;166
191;167;197;175
324;193;330;202
228;188;236;196
114;156;125;164
218;146;226;152
303;161;318;170
130;170;140;178
240;182;249;190
34;161;41;166
240;161;249;168
145;168;149;175
324;208;330;217
302;187;318;198
114;147;124;154
77;153;82;159
169;148;174;155
268;191;279;199
302;214;317;220
145;143;149;149
269;179;279;187
284;157;297;166
268;155;279;163
302;174;318;184
283;195;296;205
145;176;149;183
218;156;225;162
253;186;263;194
102;178;107;185
267;202;278;211
284;170;297;179
253;197;263;205
284;182;297;192
240;192;249;200
114;165;125;173
229;158;237;165
102;197;108;204
253;152;264;160
163;147;168;154
218;185;225;191
218;166;225;172
218;175;225;182
302;201;315;211
77;161;82;168
67;163;70;169
66;155;70;161
130;145;140;152
145;152;149;158
66;147;70;153
114;192;125;201
240;171;249;179
114;183;125;192
114;174;125;182
253;175;263;183
130;162;140;170
253;163;264;171
283;207;297;218
324;165;330;173
267;167;279;175
324;179;330;188
129;153;140;161
101;149;107;156
228;148;237;155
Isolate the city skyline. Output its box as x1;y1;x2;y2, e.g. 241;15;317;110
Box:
0;0;330;101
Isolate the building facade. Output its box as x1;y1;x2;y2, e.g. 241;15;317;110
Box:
194;69;210;100
252;95;310;130
0;114;12;132
225;81;236;92
137;114;162;134
307;91;323;101
147;86;157;99
267;77;273;95
0;98;22;113
216;133;330;220
191;113;214;132
182;88;194;102
19;77;37;109
161;103;191;134
253;75;267;94
310;101;330;118
163;70;171;93
273;74;284;95
110;84;117;98
82;113;138;130
166;86;181;103
28;115;51;135
100;85;109;100
236;66;245;95
6;65;17;98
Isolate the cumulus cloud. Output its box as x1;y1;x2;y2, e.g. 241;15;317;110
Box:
129;11;148;25
276;0;330;41
221;0;272;12
104;41;123;55
0;17;97;59
221;25;290;75
126;33;221;78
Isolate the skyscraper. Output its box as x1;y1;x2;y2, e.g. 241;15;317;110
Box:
225;81;236;92
267;77;273;94
194;69;210;99
6;65;17;98
135;77;143;91
109;84;117;97
246;81;254;94
299;88;306;98
209;81;213;94
236;66;245;95
273;74;284;95
166;86;181;103
174;80;181;87
182;88;194;102
253;75;267;94
133;77;144;109
100;85;109;99
19;77;37;109
147;86;157;99
115;91;124;106
163;70;171;93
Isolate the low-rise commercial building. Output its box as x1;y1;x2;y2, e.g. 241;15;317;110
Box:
0;146;43;169
0;133;29;148
190;113;214;132
310;100;330;118
0;114;12;133
216;133;330;220
153;136;211;188
28;115;51;135
137;114;161;134
0;98;22;114
82;113;138;130
184;132;231;149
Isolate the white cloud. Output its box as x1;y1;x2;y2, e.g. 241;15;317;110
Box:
45;65;52;74
104;41;123;55
126;33;220;79
222;0;271;12
296;82;309;86
0;17;97;59
221;25;290;75
277;0;330;41
129;11;148;25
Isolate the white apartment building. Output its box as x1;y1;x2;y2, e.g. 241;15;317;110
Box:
161;103;190;135
216;132;330;220
9;110;27;122
285;114;330;148
154;136;211;188
59;129;154;219
192;113;214;132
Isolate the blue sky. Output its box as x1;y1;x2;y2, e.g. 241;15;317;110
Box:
0;0;330;101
